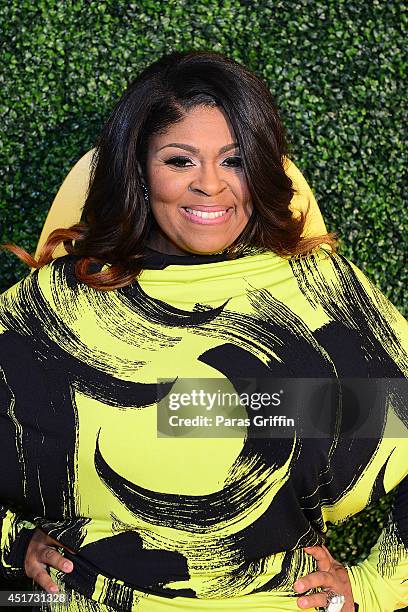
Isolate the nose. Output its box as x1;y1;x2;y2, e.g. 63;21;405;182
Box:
189;163;227;197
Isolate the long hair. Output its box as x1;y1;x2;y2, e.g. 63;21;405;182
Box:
3;50;337;290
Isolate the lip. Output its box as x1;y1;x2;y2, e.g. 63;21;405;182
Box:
182;205;232;213
180;206;234;225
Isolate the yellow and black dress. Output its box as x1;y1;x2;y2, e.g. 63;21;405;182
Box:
0;247;407;611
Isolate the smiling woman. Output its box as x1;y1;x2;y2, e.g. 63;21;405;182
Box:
0;50;407;612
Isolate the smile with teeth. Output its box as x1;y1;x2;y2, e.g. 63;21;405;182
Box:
184;207;229;219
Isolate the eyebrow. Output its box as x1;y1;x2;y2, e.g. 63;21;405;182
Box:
157;142;239;154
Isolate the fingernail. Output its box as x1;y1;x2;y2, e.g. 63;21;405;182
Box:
63;562;72;571
298;597;307;607
50;586;58;593
294;580;304;591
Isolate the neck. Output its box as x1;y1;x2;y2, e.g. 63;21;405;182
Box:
146;228;190;256
146;227;228;257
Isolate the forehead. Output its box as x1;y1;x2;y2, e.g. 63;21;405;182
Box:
150;106;237;149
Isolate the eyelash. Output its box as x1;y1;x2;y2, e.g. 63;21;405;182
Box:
164;156;242;168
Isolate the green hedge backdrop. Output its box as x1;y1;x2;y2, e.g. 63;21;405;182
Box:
0;0;406;606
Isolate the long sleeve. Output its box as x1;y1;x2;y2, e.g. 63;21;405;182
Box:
0;276;37;580
318;258;408;611
346;475;408;611
0;506;36;580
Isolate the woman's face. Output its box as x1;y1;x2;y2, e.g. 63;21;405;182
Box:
144;105;253;255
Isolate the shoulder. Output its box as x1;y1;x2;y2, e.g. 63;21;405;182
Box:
0;254;105;339
291;249;408;370
0;256;80;322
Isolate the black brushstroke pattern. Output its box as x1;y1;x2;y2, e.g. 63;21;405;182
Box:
33;517;91;552
118;278;229;327
291;253;407;381
0;331;77;518
368;452;393;505
78;532;196;599
95;427;278;531
0;273;176;409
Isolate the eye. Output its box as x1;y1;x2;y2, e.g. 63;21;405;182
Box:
223;156;242;168
164;156;194;167
163;155;243;169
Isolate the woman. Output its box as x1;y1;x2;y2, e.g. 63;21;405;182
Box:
0;50;406;612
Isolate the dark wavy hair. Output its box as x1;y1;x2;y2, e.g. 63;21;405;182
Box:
3;49;337;290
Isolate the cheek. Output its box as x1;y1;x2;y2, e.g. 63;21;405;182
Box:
239;188;253;220
235;176;251;208
150;203;179;237
149;169;186;203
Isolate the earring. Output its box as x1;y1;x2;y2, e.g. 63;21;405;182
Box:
141;181;149;203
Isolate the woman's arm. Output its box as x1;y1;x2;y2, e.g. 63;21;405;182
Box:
324;260;408;611
0;275;75;592
0;287;38;579
1;507;74;590
292;252;408;611
34;152;330;260
341;263;407;610
0;325;37;579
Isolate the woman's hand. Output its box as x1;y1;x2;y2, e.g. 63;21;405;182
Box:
24;527;75;593
293;544;354;610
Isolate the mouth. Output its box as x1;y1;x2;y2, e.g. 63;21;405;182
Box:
181;206;234;225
